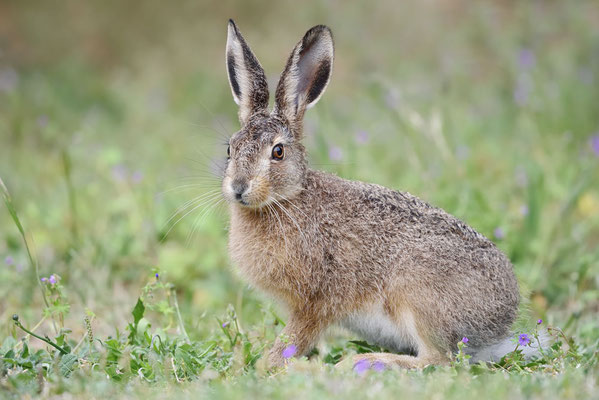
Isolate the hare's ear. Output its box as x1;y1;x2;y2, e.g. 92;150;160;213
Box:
274;25;334;127
226;19;269;125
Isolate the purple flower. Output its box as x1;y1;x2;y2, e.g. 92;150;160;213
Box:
518;333;530;347
461;337;469;344
282;344;297;359
493;227;505;240
537;319;543;325
111;164;128;182
132;170;144;184
4;256;14;265
41;277;47;282
517;49;536;70
48;274;57;285
353;359;370;375
589;134;599;157
328;146;343;162
155;272;159;280
372;361;386;372
221;321;229;328
355;130;369;145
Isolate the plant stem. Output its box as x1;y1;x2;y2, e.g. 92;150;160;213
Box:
0;177;57;333
170;286;190;343
13;317;69;355
72;315;95;354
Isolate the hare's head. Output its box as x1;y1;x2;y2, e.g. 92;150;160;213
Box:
222;20;334;209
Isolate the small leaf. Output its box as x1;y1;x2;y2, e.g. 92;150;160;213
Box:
20;343;29;358
59;353;78;377
348;340;385;354
136;317;151;338
323;346;344;364
132;298;145;326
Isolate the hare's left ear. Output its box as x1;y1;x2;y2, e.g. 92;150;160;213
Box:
226;19;270;126
274;25;334;127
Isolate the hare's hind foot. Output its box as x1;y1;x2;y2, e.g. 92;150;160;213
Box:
337;352;449;371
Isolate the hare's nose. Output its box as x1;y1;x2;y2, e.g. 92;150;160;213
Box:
231;179;248;200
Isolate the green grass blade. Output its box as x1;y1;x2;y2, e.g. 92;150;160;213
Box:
0;176;55;332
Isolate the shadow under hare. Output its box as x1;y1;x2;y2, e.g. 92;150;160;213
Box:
221;20;533;369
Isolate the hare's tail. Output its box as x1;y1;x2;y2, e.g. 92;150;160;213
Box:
466;330;551;363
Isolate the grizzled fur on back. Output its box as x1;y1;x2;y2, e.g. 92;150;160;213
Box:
221;20;521;368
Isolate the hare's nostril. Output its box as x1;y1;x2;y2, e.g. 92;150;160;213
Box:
231;179;248;200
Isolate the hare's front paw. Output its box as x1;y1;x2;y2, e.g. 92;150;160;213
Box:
267;345;287;370
269;338;302;369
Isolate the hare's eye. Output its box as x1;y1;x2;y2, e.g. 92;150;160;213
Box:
227;145;230;158
272;144;284;160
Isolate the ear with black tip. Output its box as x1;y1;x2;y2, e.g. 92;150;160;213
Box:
226;19;270;125
274;25;334;127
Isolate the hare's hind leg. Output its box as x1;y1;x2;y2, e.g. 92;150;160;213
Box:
346;350;448;370
338;303;450;370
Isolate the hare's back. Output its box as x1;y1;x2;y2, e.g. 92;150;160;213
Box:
306;169;509;272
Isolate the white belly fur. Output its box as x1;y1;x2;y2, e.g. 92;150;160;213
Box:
341;302;423;355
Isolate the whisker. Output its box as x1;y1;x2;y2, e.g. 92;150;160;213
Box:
274;193;309;220
163;190;221;227
159;183;221;195
185;198;226;246
267;203;290;260
272;198;307;246
162;192;223;240
161;191;223;237
194;98;233;140
172;172;223;182
169;177;223;187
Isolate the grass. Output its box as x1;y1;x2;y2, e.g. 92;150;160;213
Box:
1;1;599;398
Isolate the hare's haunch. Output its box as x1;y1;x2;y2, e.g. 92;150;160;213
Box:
222;19;529;368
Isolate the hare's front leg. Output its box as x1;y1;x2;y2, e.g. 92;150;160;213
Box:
268;309;327;368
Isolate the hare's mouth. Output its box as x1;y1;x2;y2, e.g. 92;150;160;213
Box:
223;175;273;209
234;196;272;210
226;188;272;209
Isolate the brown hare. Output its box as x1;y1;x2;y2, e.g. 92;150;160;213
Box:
222;19;537;369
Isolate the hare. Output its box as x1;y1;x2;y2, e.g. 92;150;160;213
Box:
222;19;527;369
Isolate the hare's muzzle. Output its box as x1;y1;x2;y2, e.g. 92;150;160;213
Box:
231;179;248;203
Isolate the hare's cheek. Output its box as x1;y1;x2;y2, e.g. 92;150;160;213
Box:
221;176;236;201
245;176;271;205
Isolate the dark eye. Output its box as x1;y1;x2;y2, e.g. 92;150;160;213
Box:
227;145;230;158
272;144;284;160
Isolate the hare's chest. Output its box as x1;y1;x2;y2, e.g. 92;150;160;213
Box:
229;220;294;284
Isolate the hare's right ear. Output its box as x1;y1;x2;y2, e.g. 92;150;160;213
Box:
274;25;334;128
226;19;269;126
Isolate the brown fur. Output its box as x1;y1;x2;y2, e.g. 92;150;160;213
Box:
221;21;519;369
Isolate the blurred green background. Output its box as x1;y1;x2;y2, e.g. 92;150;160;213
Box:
1;0;598;350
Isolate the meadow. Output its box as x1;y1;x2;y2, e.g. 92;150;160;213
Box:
1;1;598;398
